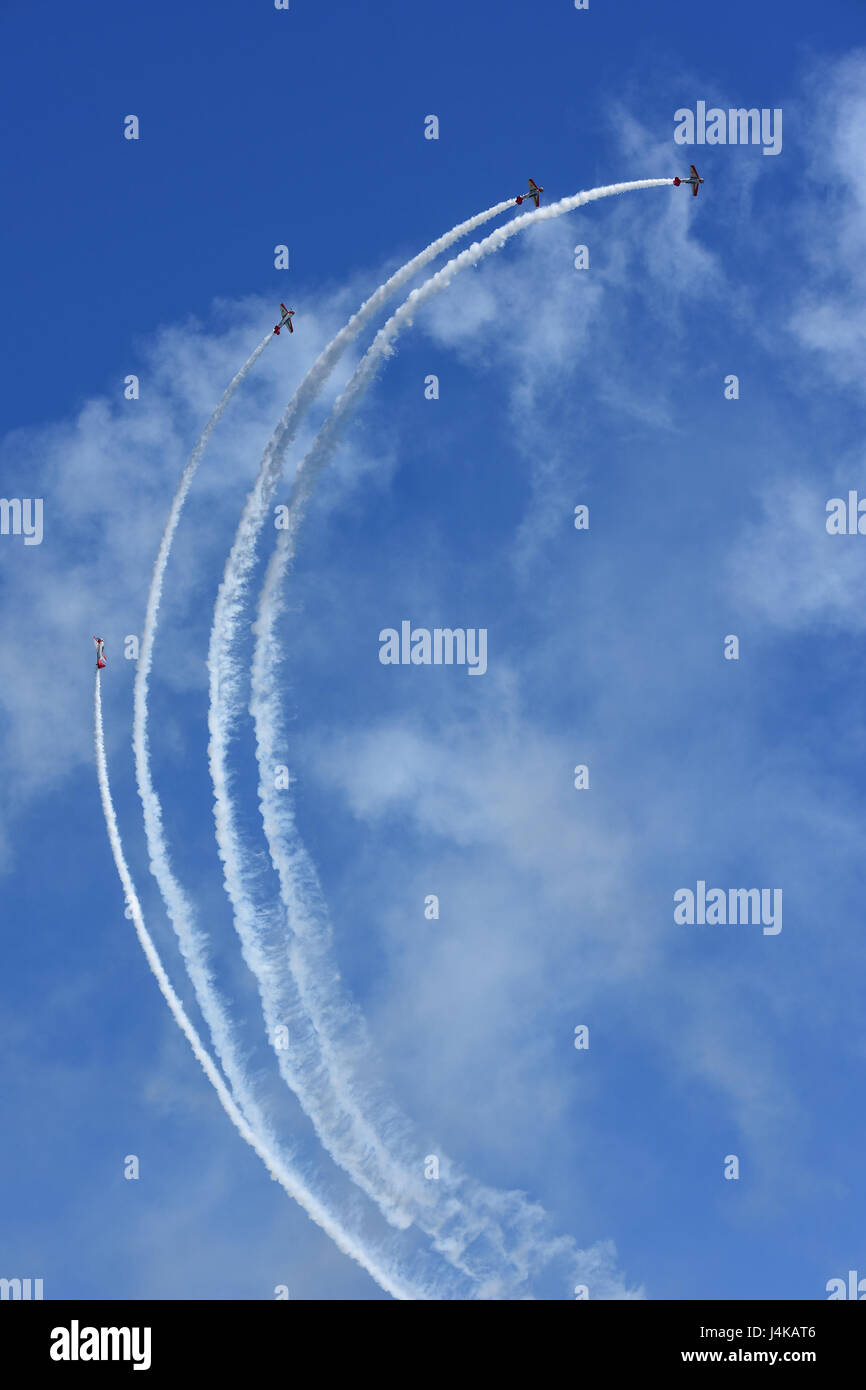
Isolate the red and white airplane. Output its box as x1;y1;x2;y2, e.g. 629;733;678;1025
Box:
515;178;543;208
273;303;295;335
674;165;704;196
93;636;106;669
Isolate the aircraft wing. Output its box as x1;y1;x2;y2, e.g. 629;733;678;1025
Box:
287;319;293;332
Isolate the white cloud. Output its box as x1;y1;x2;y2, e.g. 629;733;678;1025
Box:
788;50;866;385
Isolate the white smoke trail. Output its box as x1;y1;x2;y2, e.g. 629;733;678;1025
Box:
208;198;515;758
205;200;518;1229
125;336;468;1295
94;672;416;1299
247;179;671;1293
132;333;271;1086
129;213;511;1292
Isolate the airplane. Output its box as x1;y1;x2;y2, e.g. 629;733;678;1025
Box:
673;164;704;196
273;303;295;335
515;178;543;208
93;636;106;670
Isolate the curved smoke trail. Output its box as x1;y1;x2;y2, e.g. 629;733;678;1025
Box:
94;671;417;1300
129;201;516;1294
132;333;271;1090
205;200;518;1232
243;179;670;1293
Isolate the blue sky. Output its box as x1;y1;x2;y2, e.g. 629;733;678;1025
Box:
2;0;865;1299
